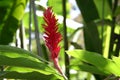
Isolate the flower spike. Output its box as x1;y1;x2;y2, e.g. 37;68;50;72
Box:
42;7;62;60
42;7;67;77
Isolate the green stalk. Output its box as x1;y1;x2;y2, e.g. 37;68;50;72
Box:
62;0;70;79
19;22;25;49
31;0;43;56
29;0;32;51
108;0;118;58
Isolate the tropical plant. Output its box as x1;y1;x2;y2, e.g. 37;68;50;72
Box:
0;0;120;80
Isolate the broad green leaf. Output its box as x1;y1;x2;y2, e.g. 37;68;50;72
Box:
84;22;102;54
0;0;13;30
76;0;99;23
0;0;27;44
70;60;108;75
0;71;60;80
0;45;63;80
93;0;112;18
66;50;120;76
112;56;120;69
0;67;63;80
76;0;102;54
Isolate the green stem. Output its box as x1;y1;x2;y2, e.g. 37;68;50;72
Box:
19;21;25;49
62;0;70;79
29;0;32;51
31;0;43;56
101;0;105;54
108;0;118;58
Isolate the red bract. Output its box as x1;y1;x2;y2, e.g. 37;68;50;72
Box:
42;7;67;79
42;7;62;60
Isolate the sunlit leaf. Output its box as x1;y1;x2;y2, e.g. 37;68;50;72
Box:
66;49;120;76
0;45;63;80
0;67;63;80
112;56;120;69
93;0;112;18
70;60;108;75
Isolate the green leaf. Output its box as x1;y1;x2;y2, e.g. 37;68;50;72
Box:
84;22;102;53
0;0;13;7
48;0;69;15
0;67;63;80
112;56;120;69
76;0;102;53
70;60;108;75
48;0;62;15
76;0;99;23
0;0;27;44
66;49;120;76
114;6;120;16
0;45;63;80
93;0;112;18
0;71;58;80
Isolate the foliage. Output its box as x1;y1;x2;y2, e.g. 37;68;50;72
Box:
0;0;27;45
0;45;63;80
0;0;120;80
66;50;120;76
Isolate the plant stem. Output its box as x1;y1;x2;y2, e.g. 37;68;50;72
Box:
108;0;118;58
31;0;43;56
19;21;25;49
29;0;32;51
101;0;105;54
62;0;70;79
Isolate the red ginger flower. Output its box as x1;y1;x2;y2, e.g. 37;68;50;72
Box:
42;7;62;60
42;7;63;75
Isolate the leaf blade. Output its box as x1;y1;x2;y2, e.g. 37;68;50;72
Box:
0;45;63;79
66;49;120;76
